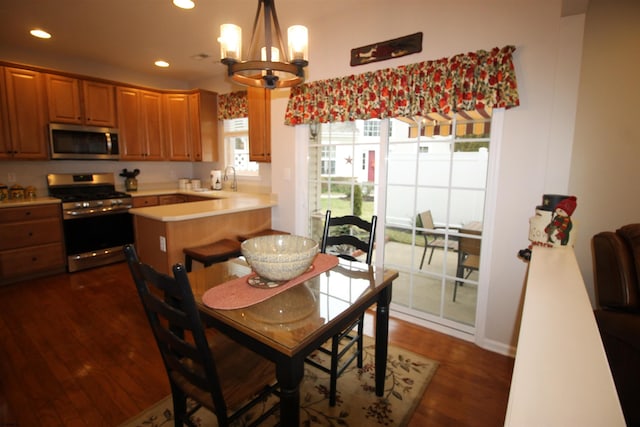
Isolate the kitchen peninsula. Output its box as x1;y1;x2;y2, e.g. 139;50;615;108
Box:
129;190;277;275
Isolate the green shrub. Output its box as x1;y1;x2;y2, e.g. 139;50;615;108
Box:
353;184;362;216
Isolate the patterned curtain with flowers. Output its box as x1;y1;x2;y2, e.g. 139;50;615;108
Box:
217;90;248;120
284;45;519;125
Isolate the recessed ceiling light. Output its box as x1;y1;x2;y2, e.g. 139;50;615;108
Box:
173;0;194;9
30;29;51;39
155;60;170;68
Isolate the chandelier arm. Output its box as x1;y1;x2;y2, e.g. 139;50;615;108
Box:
267;0;289;61
248;0;264;54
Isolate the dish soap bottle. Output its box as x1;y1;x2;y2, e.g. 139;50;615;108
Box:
211;170;222;190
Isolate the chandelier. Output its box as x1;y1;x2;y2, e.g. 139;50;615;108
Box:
218;0;308;89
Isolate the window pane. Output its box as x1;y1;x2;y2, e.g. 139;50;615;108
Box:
222;117;259;174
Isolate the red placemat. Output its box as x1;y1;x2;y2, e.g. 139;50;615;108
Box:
202;253;339;310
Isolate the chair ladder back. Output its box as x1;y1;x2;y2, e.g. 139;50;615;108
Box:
321;210;377;264
124;245;230;422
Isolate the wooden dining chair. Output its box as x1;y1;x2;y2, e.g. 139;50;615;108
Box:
416;210;458;268
124;244;279;427
306;210;377;406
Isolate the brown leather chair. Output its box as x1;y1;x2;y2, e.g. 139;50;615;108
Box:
592;224;640;427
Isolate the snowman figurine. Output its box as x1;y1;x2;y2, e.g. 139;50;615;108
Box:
518;194;577;261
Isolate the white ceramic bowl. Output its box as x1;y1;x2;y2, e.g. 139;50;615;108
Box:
241;235;319;281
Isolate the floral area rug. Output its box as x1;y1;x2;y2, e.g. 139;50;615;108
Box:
119;336;438;427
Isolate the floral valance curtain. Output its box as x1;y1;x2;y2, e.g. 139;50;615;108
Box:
284;45;519;125
217;90;248;120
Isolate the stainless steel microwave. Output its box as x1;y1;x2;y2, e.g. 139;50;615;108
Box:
49;123;120;160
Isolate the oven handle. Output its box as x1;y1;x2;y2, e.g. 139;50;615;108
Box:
64;204;133;218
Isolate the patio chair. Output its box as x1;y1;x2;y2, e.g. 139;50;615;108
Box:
454;234;481;302
417;210;458;268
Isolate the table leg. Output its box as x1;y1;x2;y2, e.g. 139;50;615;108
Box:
375;284;393;396
277;357;304;427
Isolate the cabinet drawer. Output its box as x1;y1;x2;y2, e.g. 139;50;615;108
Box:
0;204;61;222
0;218;63;250
132;196;159;207
158;194;186;205
0;243;66;279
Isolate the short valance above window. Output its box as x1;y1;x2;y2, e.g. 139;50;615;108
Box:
284;45;520;126
218;90;248;120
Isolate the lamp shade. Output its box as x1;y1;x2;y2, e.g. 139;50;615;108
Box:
287;25;308;62
219;24;242;61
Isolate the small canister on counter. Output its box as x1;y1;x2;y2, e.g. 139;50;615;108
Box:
0;184;7;201
25;186;37;200
9;184;25;200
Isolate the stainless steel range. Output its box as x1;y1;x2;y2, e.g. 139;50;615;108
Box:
47;172;134;272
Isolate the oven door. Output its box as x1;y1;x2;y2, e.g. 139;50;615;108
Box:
63;212;134;272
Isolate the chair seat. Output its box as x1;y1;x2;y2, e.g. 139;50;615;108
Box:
430;238;459;251
461;254;480;270
183;238;242;272
237;229;289;242
172;332;276;414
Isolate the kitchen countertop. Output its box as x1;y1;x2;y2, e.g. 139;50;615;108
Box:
0;197;61;208
128;189;277;222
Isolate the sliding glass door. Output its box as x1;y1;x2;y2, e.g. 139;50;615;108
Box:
308;115;491;333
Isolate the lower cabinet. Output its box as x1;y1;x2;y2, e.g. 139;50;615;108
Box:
158;194;187;205
132;195;160;208
132;194;188;208
0;204;65;284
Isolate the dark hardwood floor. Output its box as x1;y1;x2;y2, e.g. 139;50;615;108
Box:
0;261;514;426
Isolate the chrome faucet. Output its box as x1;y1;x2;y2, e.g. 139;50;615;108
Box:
223;165;237;191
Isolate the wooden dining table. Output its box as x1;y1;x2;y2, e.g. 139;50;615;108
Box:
187;256;399;427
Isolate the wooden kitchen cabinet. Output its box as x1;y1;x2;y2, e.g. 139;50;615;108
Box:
117;86;164;160
132;195;159;207
158;194;186;205
164;93;201;161
163;90;218;162
45;74;117;127
0;204;66;285
0;67;9;156
247;86;271;162
132;194;187;207
0;67;48;160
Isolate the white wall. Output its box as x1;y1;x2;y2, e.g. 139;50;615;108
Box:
569;0;640;303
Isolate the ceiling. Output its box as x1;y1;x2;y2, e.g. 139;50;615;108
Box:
0;0;589;85
0;0;327;84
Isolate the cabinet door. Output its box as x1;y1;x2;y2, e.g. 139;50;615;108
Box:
46;74;82;124
164;93;193;161
118;87;163;160
248;86;271;162
189;93;203;161
0;66;10;157
158;194;186;205
82;80;116;127
140;90;164;160
132;195;159;207
197;90;218;162
3;67;48;159
117;87;144;159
